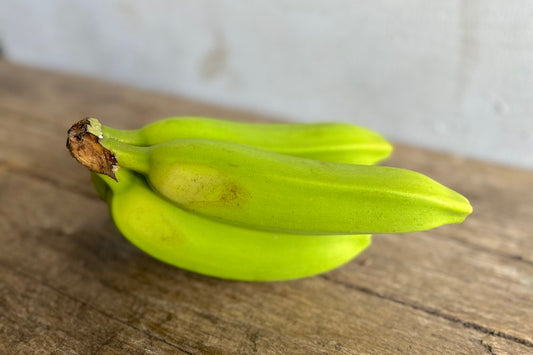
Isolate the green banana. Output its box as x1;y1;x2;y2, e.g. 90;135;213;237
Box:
95;138;471;234
85;117;392;165
93;168;371;281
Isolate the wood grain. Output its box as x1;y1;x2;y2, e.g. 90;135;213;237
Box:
0;60;532;354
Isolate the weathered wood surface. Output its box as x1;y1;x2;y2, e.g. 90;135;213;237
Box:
0;60;532;354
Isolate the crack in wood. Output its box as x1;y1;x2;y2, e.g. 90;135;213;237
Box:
321;275;533;348
477;338;496;355
0;261;195;355
92;331;119;355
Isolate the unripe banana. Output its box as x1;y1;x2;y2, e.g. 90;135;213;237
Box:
93;168;371;281
93;137;471;234
85;117;392;164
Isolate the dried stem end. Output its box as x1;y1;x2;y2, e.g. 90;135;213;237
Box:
86;117;103;138
66;118;118;180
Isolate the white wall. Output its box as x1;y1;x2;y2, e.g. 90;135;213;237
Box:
1;1;532;169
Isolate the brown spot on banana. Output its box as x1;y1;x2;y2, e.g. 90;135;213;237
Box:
151;163;248;209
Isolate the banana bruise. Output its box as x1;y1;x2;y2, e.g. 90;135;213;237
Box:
93;169;371;281
86;117;392;165
100;138;472;234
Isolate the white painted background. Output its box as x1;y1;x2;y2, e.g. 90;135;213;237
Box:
1;1;532;168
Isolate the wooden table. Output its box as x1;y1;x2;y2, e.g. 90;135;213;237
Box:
1;59;532;354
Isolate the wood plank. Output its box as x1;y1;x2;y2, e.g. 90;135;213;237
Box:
1;121;532;354
1;60;532;352
1;171;530;354
0;266;191;354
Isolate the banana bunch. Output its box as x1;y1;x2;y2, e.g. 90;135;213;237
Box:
67;117;472;281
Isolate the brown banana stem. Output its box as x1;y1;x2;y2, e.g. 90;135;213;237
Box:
66;118;118;180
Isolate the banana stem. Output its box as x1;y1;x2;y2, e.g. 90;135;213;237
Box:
100;138;150;174
101;125;142;145
85;116;143;145
67;118;119;179
66;118;149;180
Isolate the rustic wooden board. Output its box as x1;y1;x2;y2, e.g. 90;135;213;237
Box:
1;60;532;354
